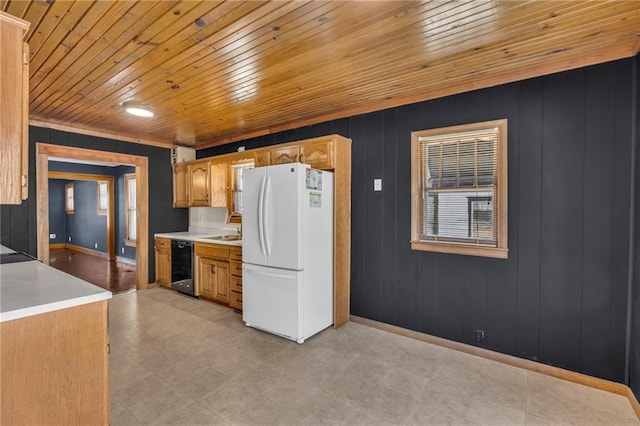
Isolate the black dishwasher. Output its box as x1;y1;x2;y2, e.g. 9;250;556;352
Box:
171;240;195;296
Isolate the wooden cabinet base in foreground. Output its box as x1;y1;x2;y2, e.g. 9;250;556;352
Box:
0;301;109;425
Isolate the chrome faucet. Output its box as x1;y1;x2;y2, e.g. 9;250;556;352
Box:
237;224;242;237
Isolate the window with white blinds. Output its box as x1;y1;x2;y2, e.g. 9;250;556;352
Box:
411;119;508;258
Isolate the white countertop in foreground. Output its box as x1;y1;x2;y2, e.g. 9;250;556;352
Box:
155;230;242;246
0;249;112;322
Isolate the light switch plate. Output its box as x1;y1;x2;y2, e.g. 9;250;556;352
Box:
374;178;382;191
49;233;56;239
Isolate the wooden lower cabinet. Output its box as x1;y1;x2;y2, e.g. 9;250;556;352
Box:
0;301;109;424
197;257;229;303
195;242;230;304
155;237;171;287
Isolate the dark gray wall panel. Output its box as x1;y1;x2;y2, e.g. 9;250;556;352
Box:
48;179;67;245
66;180;107;252
539;70;585;372
380;110;398;326
395;103;421;331
630;54;640;402
515;78;543;361
581;63;617;380
363;110;385;320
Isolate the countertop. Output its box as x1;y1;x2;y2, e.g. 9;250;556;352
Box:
155;229;242;246
0;245;112;322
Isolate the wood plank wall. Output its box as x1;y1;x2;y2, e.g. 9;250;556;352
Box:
0;128;189;282
199;57;637;388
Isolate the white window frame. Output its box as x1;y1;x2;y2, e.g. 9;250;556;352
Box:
410;119;508;259
97;181;108;215
64;183;74;214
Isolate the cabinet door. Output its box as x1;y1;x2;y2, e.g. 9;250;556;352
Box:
255;149;271;167
0;13;29;205
190;160;211;206
213;260;229;303
210;162;228;207
270;146;299;165
196;256;216;298
173;163;190;207
300;140;334;169
155;238;171;287
156;250;171;287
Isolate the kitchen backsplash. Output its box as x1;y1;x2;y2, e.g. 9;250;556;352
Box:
189;207;228;230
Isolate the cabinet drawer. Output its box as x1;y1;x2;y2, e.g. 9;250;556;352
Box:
155;238;171;250
194;242;229;259
230;275;242;293
230;260;243;277
230;248;242;261
229;289;243;310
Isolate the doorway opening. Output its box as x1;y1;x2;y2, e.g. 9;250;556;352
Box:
36;143;149;290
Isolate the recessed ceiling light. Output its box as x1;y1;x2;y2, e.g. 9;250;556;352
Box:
122;101;155;117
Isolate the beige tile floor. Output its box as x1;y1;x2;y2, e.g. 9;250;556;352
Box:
109;288;640;426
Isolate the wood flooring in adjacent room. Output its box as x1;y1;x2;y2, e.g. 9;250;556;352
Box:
49;248;136;294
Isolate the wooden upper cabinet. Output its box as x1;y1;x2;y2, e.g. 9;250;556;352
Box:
270;146;299;165
173;162;190;207
189;159;211;206
300;139;334;169
255;149;271;167
210;161;228;207
0;12;30;205
255;138;333;169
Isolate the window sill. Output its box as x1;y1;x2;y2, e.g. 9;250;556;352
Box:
124;239;136;248
410;240;508;259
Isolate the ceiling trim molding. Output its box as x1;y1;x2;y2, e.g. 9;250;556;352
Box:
29;119;174;149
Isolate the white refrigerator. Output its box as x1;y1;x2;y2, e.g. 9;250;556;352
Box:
242;162;333;344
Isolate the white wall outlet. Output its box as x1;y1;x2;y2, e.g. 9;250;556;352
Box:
68;236;72;242
374;178;382;191
94;243;98;249
122;247;125;254
237;146;245;152
49;233;56;239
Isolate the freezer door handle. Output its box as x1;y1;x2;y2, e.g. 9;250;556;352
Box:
263;176;272;256
257;176;267;257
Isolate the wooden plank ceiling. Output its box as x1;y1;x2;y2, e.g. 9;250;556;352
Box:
3;0;640;149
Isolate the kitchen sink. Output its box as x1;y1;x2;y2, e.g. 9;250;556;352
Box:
201;234;242;241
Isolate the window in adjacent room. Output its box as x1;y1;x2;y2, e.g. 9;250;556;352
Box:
125;174;136;246
97;181;108;215
65;183;74;214
410;119;508;258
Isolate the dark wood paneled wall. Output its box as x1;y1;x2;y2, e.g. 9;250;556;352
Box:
200;58;636;386
0;127;189;282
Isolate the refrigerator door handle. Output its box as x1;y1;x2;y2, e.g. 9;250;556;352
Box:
263;176;272;256
257;176;267;257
